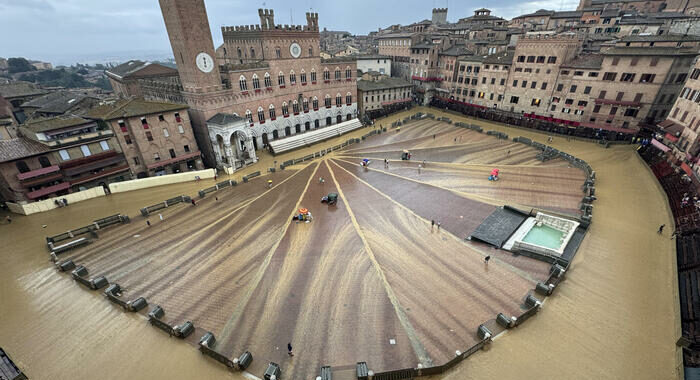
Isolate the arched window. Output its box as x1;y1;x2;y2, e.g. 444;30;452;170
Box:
245;109;253;123
312;96;319;109
239;75;247;91
257;106;265;122
345;67;352;79
289;70;296;85
323;68;330;81
15;160;29;173
310;68;317;82
252;74;260;89
300;69;307;84
269;104;276;119
334;67;341;80
336;93;342;106
324;94;331;107
275;47;281;58
292;100;300;114
303;98;309;112
282;102;289;116
237;48;242;58
308;47;313;57
278;72;285;86
264;72;272;88
250;47;256;59
346;92;352;105
38;156;51;168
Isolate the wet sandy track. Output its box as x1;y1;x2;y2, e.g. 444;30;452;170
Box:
336;159;586;214
219;161;417;379
44;119;590;379
328;159;535;364
342;141;568;167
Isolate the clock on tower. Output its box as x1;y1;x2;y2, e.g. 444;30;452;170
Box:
159;0;222;93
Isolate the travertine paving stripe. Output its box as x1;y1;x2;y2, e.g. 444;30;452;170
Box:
327;158;434;367
218;162;321;344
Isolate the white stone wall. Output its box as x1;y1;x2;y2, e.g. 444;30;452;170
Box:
357;58;392;76
7;186;106;215
108;169;215;194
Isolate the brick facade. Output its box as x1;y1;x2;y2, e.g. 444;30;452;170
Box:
157;0;357;168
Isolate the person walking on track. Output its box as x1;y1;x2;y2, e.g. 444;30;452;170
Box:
287;342;294;357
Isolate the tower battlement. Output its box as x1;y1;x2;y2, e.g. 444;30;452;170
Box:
222;8;319;35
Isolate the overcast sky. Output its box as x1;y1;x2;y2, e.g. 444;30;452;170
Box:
0;0;578;66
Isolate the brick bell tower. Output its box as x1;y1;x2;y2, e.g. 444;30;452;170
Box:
159;0;222;93
159;0;228;167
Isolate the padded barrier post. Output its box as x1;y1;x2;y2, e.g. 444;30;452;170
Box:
90;276;109;290
356;362;369;379
72;265;88;278
237;351;253;370
57;259;76;272
477;324;492;340
174;321;194;338
320;365;332;380
524;294;542;309
148;305;165;320
496;312;514;328
128;297;148;312
199;332;216;348
264;362;281;379
535;282;555;296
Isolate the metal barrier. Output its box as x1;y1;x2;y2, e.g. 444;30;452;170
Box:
372;367;416;380
371;338;491;380
140;195;190;216
46;213;128;245
242;171;261;183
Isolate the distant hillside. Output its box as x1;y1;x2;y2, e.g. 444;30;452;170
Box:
19;68;112;90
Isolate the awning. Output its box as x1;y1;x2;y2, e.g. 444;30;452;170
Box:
665;133;679;143
681;162;694;176
578;122;638;134
658;119;676;128
659;119;684;135
26;182;70;199
147;151;201;170
17;165;60;181
651;139;670;152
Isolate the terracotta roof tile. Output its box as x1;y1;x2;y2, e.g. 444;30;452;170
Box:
0;137;50;163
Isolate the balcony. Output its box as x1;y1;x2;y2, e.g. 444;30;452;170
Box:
43;130;114;148
60;151;119;170
21;172;64;188
594;98;640;107
27;182;70;200
70;164;130;186
62;153;128;177
17;165;60;181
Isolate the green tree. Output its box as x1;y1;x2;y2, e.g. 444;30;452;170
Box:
94;76;113;91
8;57;36;74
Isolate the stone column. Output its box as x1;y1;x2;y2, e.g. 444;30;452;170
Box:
212;141;223;166
244;139;258;162
224;143;234;165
